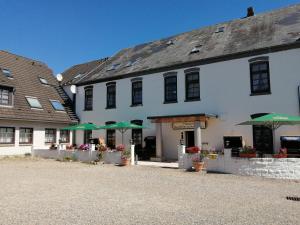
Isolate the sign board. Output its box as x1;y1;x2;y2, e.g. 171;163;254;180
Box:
172;122;194;130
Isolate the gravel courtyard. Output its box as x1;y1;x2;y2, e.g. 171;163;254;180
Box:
0;158;299;225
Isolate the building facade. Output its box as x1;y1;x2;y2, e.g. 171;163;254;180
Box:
0;51;77;155
63;4;300;161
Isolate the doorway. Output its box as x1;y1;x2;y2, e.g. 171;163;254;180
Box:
251;113;273;154
185;131;195;147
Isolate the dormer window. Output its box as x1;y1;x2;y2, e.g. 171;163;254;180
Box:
39;77;48;85
50;100;64;111
0;86;13;106
26;96;43;109
106;63;121;71
1;68;12;78
167;40;174;46
215;26;225;33
74;74;83;79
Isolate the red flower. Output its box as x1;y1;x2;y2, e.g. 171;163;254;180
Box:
186;146;200;154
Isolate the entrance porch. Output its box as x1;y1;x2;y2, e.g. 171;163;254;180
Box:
147;113;218;161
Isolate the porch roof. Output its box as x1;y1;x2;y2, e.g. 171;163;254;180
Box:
147;113;218;123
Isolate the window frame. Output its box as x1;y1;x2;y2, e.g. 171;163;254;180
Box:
185;69;200;101
0;127;15;144
26;96;43;109
131;120;143;147
50;100;65;111
131;79;143;106
59;130;70;143
164;72;177;104
106;82;116;109
0;86;13;106
84;86;93;111
105;121;116;149
1;68;13;78
249;60;271;96
39;77;48;85
83;130;92;144
19;127;33;145
45;128;57;144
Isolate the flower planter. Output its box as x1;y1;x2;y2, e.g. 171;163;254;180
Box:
121;158;130;166
193;162;204;172
273;154;287;158
239;153;256;158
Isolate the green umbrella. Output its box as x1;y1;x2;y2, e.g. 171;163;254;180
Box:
61;123;99;130
98;121;146;144
238;113;300;152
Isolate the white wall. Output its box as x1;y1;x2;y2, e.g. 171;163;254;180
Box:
0;120;71;156
75;49;300;159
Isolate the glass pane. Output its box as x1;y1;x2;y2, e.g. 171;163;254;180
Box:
51;100;64;111
26;97;42;109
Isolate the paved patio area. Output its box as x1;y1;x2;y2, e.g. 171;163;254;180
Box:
0;157;299;225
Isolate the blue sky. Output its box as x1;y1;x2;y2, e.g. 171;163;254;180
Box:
0;0;299;74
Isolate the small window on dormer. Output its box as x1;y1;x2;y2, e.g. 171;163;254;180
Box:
39;77;48;85
1;69;12;78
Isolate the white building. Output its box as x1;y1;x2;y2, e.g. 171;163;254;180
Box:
63;5;300;161
0;51;77;155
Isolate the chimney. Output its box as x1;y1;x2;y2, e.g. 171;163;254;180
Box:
247;7;254;17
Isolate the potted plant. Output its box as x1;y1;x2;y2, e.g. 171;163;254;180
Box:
192;153;205;172
116;144;125;151
186;146;200;154
239;146;256;158
121;149;131;166
79;144;89;151
273;148;288;158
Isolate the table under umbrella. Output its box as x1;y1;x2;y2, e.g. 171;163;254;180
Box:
97;121;147;144
237;113;300;153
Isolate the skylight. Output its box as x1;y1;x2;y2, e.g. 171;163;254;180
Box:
167;40;174;46
1;68;12;78
50;100;64;111
26;97;43;109
190;46;202;54
106;63;121;71
215;26;225;33
74;74;83;79
124;61;133;68
39;77;48;85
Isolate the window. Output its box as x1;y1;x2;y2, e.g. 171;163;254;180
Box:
19;128;33;144
45;128;56;143
131;120;143;150
0;127;15;144
164;73;177;103
0;87;13;106
39;77;48;85
106;121;116;149
84;86;93;111
131;80;142;106
190;45;202;54
1;68;12;78
60;130;70;143
84;130;92;144
185;71;200;101
50;100;64;111
26;97;43;109
106;82;116;109
249;60;271;95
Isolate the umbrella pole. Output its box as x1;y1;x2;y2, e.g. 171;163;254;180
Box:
272;127;276;154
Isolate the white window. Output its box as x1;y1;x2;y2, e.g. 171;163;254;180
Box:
26;97;43;109
45;128;56;143
50;100;64;111
0;127;15;144
19;128;33;144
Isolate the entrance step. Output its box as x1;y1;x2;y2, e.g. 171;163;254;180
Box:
137;161;178;168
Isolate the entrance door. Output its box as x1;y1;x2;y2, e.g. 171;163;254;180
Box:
251;113;273;154
185;131;195;147
253;126;273;154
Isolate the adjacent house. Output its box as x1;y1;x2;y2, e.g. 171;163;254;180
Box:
64;4;300;161
0;50;77;155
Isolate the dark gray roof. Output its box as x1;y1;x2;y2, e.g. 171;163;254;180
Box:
0;50;78;124
78;4;300;85
61;58;108;85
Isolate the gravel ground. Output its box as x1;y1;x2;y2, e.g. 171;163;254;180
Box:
0;157;299;225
